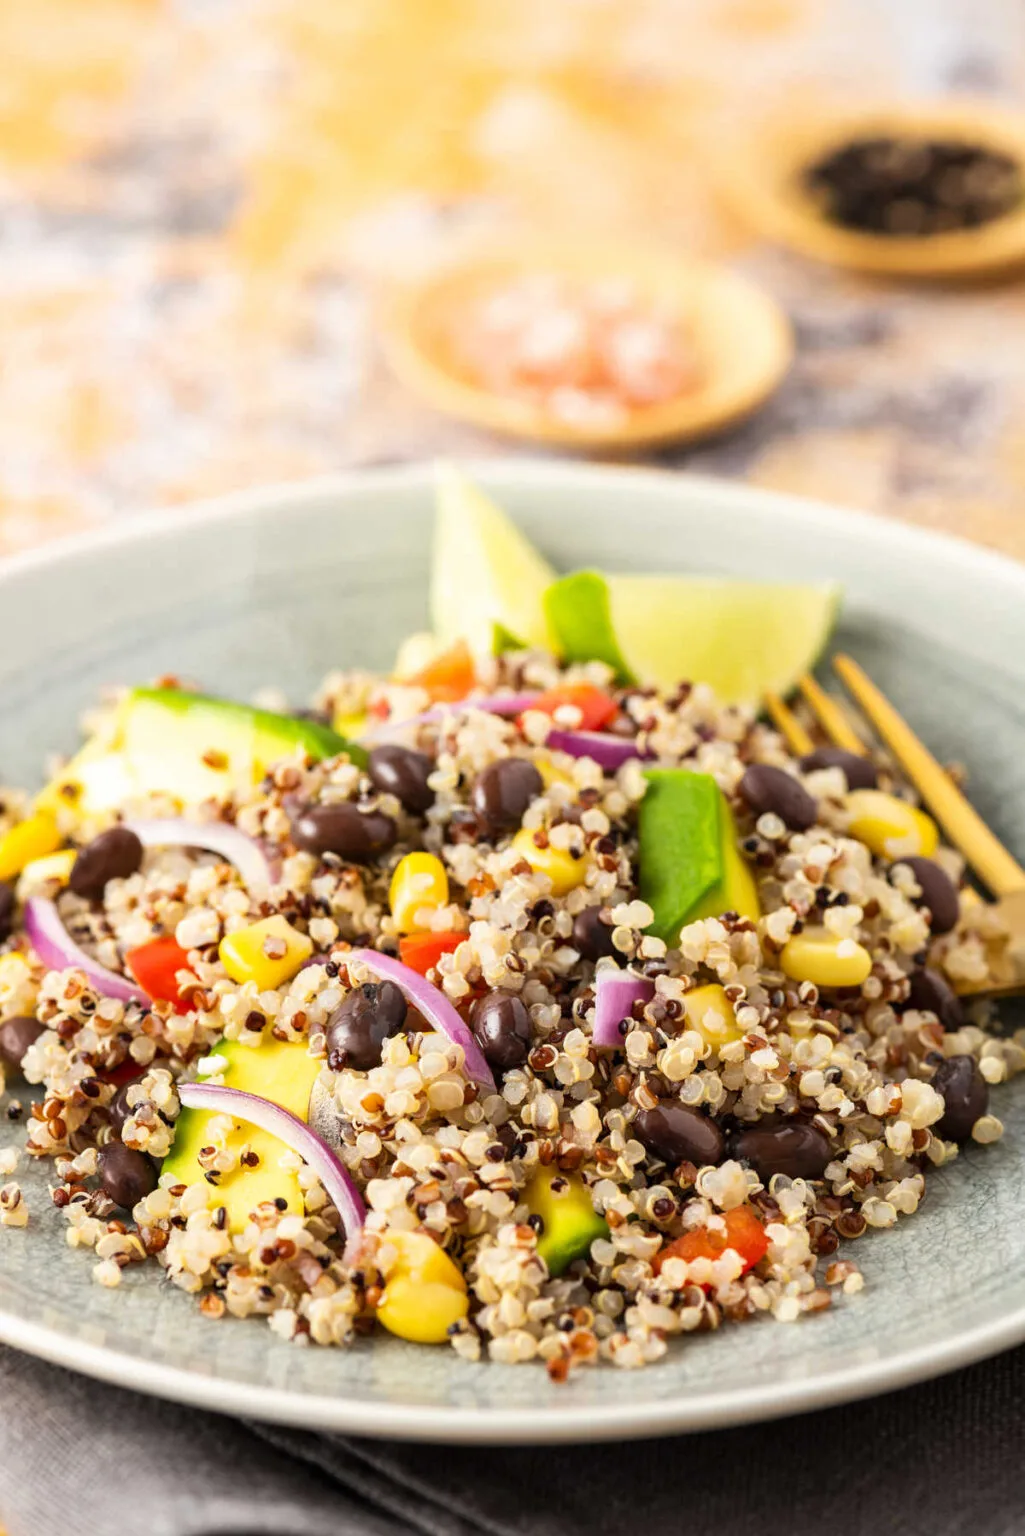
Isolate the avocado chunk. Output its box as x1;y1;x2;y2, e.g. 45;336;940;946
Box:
638;771;724;945
40;686;365;816
687;797;760;925
525;1166;609;1277
638;770;759;946
162;1037;322;1232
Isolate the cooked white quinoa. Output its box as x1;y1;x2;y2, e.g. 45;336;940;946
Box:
1;652;1021;1380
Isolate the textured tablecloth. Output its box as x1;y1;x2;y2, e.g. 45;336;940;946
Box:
1;1338;1023;1536
2;0;1025;562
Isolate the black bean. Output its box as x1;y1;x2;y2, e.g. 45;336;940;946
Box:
892;856;960;935
471;758;544;836
0;882;14;944
326;981;408;1071
69;826;143;901
932;1055;989;1142
290;801;396;862
739;764;817;832
98;1143;158;1209
572;905;618;962
799;745;878;790
906;967;965;1032
0;1016;43;1074
733;1117;832;1181
634;1104;725;1167
108;1082;136;1137
367;744;435;815
470;991;533;1072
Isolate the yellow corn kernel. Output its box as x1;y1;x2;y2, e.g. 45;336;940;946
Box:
780;928;873;988
510;827;586;896
682;984;742;1049
0;813;61;882
536;755;577;792
376;1230;468;1344
845;789;938;861
0;952;34;991
17;849;77;893
219;915;313;990
332;709;368;740
389;852;449;934
376;1277;469;1344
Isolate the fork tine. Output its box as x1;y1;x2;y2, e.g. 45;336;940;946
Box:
797;673;866;755
764;691;814;756
833;653;1025;897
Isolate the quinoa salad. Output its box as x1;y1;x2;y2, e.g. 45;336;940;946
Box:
0;645;1017;1380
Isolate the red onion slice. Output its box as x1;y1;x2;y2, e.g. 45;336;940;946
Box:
125;817;274;892
545;729;646;771
593;969;654;1048
23;897;148;1005
177;1081;366;1264
347;948;495;1090
363;692;540;742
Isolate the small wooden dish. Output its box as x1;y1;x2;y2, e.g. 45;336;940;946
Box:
721;98;1025;280
381;239;793;451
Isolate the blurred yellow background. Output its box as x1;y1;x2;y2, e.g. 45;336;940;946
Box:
2;0;1025;555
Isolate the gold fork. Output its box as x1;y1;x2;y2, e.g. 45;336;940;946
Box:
766;658;1025;1000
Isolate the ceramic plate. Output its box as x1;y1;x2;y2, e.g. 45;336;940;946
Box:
2;461;1025;1443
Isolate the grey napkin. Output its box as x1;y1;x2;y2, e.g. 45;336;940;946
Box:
1;1340;1022;1536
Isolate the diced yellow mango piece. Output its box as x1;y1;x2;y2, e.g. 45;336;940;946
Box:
376;1229;468;1344
845;790;938;861
389;852;449;934
219;915;313;990
0;813;62;882
18;849;77;893
511;828;587;896
780;927;873;988
682;984;742;1048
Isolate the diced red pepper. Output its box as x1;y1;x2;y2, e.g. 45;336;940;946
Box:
653;1205;769;1277
398;931;464;975
528;684;617;732
407;641;476;704
125;936;194;1014
101;1059;145;1087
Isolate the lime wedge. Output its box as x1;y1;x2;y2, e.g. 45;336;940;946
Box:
545;570;840;705
431;465;557;656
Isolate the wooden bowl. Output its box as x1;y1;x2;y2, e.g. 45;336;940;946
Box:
721;99;1025;280
381;239;793;451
